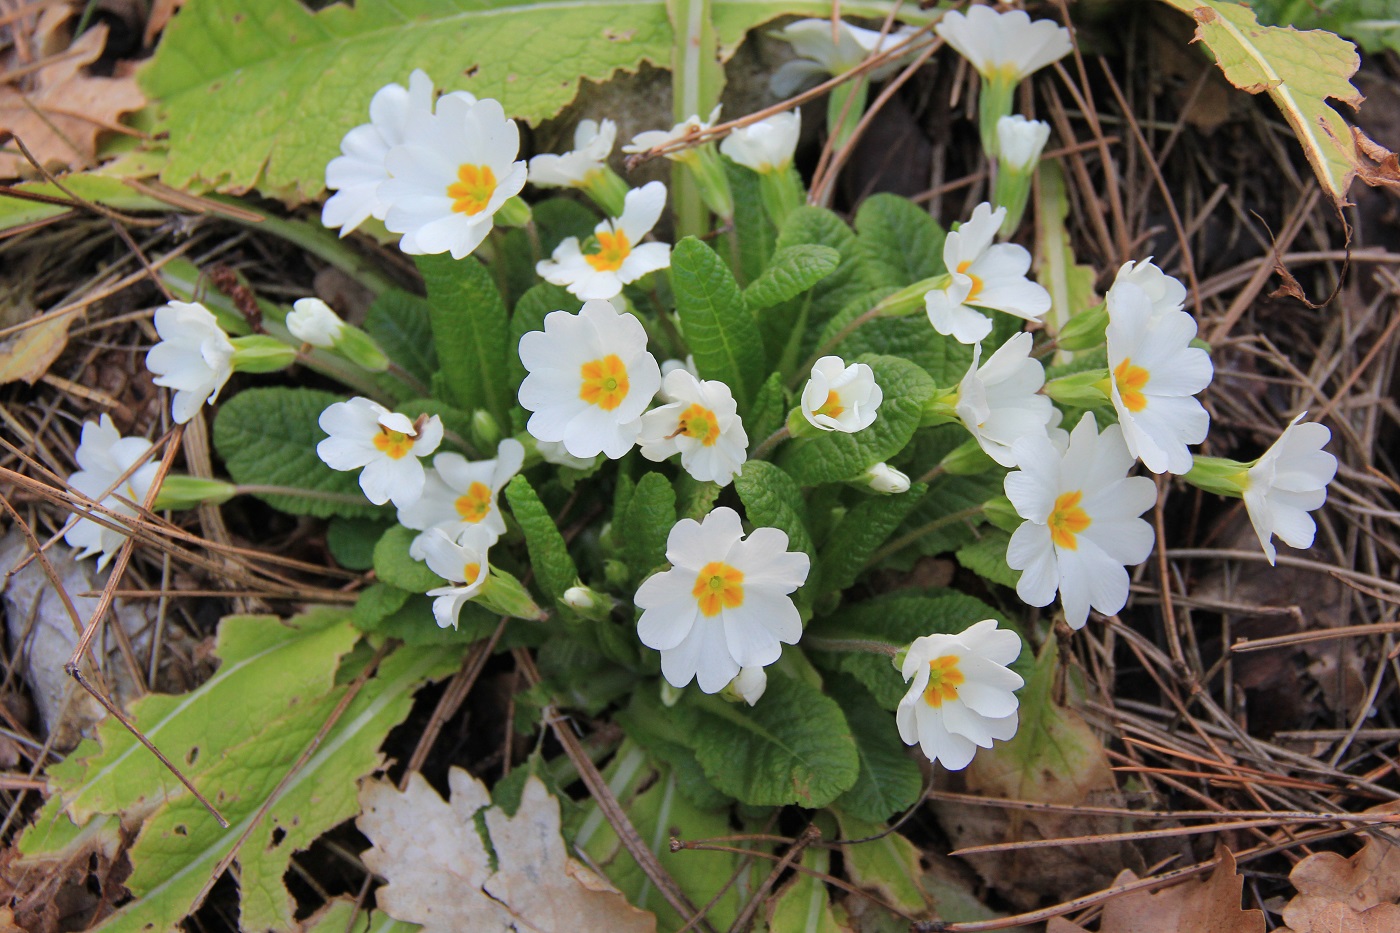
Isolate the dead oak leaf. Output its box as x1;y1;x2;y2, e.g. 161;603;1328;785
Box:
358;768;656;933
1280;804;1400;933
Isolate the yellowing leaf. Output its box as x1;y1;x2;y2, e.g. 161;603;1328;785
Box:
359;769;657;933
1157;0;1362;205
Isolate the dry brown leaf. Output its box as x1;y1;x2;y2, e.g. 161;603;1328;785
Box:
0;310;74;385
1280;804;1400;933
0;20;145;178
358;768;656;933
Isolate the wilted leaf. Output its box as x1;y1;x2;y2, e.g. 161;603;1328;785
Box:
0;311;71;384
1280;803;1400;933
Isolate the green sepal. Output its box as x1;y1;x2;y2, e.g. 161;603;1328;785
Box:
150;475;236;510
1182;455;1251;497
1044;368;1111;408
230;334;296;373
1057;302;1109;350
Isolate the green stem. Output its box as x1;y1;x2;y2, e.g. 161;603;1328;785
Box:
866;505;985;568
788;304;883;390
749;426;790;461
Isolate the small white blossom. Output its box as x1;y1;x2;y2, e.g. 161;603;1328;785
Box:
518;299;662;459
316;397;443;509
996;115;1051;171
720;110;802;174
1109;258;1186;319
379;95;528;259
731;666;768;706
660;355;700;379
286;298;346;348
801;356;882;433
635;507;810;693
956;333;1055;467
934;6;1072;83
1005;413;1156;629
145;300;235;424
863;462;910;494
623;106;722;161
528;119;617;188
638;371;748;486
535;439;597;471
924;202;1051;344
770;19;918;96
536;181;672;300
562;586;597;611
420;525;495;629
897;620;1024;770
398;438;525;559
64;415;160;569
1106;281;1213;475
1244;414;1337;565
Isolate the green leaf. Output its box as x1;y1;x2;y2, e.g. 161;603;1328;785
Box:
212;387;380;519
363;290;437;385
733;461;815;562
725;158;776;285
900;469;1002;558
685;673;858;807
0;175;164;234
833;812;931;916
956;528;1019;589
767;846;845;932
777;355;934;484
745;372;788;445
417;253;510;426
670;236;765;410
775;206;869;329
616;691;731;811
742;244;840;310
327;516;392;571
854;193;946;287
372;524;445;593
817;483;927;594
829;676;922;822
503;475;578;606
617;472;676;580
352;582;412;629
364;591;499;645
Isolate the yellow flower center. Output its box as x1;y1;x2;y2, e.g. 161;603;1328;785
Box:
462;562;482;585
455;481;493;523
372;427;414;460
956;259;985;303
1049;490;1092;550
585;229;632;272
815;390;844;419
678;404;721;446
447;163;497;215
692;561;744;616
923;655;965;707
1113;358;1151;413
579;354;630;411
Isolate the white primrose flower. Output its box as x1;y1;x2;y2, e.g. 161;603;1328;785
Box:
924;202;1051;344
635;507;810;693
1244;414;1337;565
322;70;476;236
934;6;1072;84
638;370;749;486
863;462;910;494
622;106;722;161
1005;413;1156;629
1106;281;1213;475
528;119;617;188
286;298;346;348
720;110;802;174
801;356;882;433
996;115;1051;172
145;300;235;424
420;525;496;629
1109;257;1186;318
536;181;672;301
518;299;663;459
316;397;444;509
955;332;1055;467
660;355;700;379
770;19;919;96
897;620;1024;771
379;95;528;259
64;415;160;569
398;438;526;559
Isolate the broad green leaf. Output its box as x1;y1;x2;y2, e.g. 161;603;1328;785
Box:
1157;0;1363;204
537;633;641;715
372;524;446;592
900;469;1002;558
685;673;858;807
775;206;870;330
616;691;731;811
956;529;1019;590
778;355;934;485
725;158;776;284
617;472;676;579
854;193;946;287
327;516;392;571
817;483;927;594
766;846;844;932
830;676;922;822
503;475;578;605
834;812;931;917
1034;160;1099;348
0;175;165;233
745;372;788;444
352;582;412;629
670;236;765;410
418;254;511;426
733;461;816;562
1253;0;1400;54
364;591;499;646
212;387;380;519
363;290;437;385
742;244;840;310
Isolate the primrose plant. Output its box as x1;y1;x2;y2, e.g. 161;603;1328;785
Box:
68;8;1337;821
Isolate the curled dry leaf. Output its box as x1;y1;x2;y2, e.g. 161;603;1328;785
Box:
1279;803;1400;933
358;768;657;933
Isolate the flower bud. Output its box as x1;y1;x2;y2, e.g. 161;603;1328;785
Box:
725;666;768;706
863;462;910;494
286;298;345;348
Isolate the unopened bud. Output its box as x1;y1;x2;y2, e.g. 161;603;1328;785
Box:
863;462;910;495
286;298;345;348
725;666;768;706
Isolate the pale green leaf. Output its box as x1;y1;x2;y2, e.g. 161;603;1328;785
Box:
373;524;446;593
671;236;765;410
829;676;922;822
0;175;164;234
742;244;840;310
503;475;579;605
617;472;676;580
766;846;844;932
418;254;511;426
833;812;931;916
817;482;927;594
616;691;731;811
854;192;946;287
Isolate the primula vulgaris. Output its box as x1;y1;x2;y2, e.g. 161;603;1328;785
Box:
1111;257;1186;318
536;181;671;300
635;507;810;693
934;6;1072;84
863;462;911;494
528;119;616;188
1005;413;1156;629
64;415;160;568
286;298;345;348
518;299;662;459
770;18;917;95
316;397;443;509
623;106;722;160
720;110;801;174
924;202;1051;344
638;370;748;486
398;438;525;559
800;356;882;433
1105;279;1212;475
955;332;1055;467
379;95;528;259
146;300;235;424
897;620;1024;770
996;115;1052;172
1244;414;1337;565
419;525;496;629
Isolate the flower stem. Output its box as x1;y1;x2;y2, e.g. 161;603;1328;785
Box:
750;426;790;461
804;635;899;657
788;305;884;390
866;505;985;567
